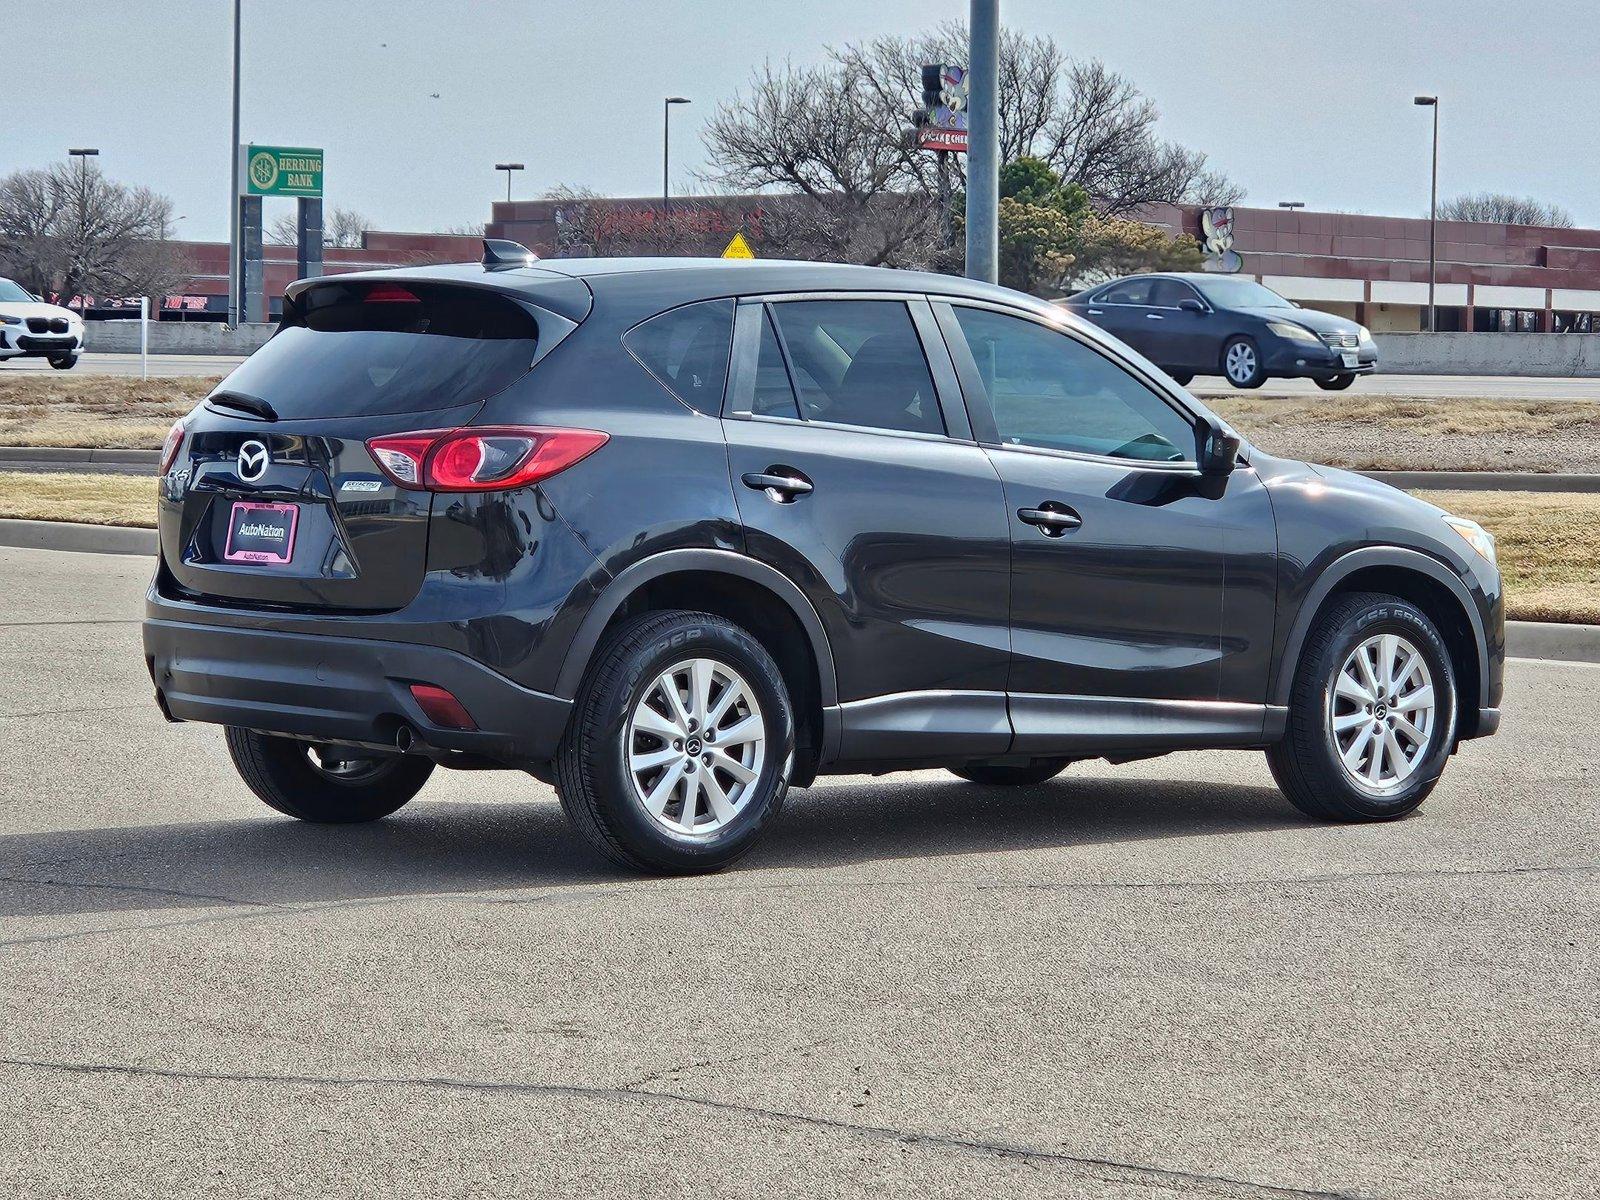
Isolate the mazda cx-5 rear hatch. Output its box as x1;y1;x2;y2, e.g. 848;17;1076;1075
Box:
156;277;581;612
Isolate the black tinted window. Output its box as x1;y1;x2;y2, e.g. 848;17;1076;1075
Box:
623;299;734;415
954;307;1197;462
1147;279;1198;308
1099;280;1153;305
768;300;943;435
752;309;800;418
215;282;537;419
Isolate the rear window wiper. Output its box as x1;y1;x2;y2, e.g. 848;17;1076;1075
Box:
208;391;278;422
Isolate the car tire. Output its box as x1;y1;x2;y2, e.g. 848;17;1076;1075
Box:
554;610;794;874
224;727;433;822
949;758;1071;786
48;354;78;371
1221;337;1266;388
1166;371;1195;387
1316;373;1356;391
1267;592;1457;822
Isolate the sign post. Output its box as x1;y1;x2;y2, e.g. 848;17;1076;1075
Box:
239;145;324;320
139;296;149;381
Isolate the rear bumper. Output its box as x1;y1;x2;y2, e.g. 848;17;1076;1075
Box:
142;616;572;765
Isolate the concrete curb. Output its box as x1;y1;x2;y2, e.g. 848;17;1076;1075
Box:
5;518;1599;665
1506;621;1600;665
0;519;156;556
0;447;161;466
1366;471;1600;492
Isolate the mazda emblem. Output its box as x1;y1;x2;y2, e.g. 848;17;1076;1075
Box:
237;440;270;481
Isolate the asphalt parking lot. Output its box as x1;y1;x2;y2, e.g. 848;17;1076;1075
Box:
0;545;1595;1198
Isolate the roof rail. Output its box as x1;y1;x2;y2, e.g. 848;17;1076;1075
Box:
482;238;538;270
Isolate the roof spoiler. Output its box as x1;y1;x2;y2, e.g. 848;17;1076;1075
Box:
483;238;538;270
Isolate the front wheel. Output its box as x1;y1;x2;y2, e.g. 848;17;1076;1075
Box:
1315;373;1356;391
1222;337;1265;388
1166;370;1195;387
1267;592;1457;821
225;727;433;822
949;758;1071;786
48;354;78;371
555;610;794;874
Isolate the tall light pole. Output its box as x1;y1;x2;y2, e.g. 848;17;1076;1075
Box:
1414;95;1439;332
495;162;525;204
227;0;242;328
663;97;690;214
965;0;999;282
1278;200;1305;211
67;147;99;180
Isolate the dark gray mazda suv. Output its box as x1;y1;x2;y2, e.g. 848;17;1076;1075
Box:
142;243;1503;873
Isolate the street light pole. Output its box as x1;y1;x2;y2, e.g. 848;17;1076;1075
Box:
227;0;242;328
1414;95;1439;332
965;0;999;282
663;97;690;215
495;163;525;205
1277;201;1305;211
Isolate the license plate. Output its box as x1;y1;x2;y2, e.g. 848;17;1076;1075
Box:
1341;349;1359;367
224;501;298;564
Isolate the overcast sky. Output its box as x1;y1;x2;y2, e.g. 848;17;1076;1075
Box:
10;0;1598;241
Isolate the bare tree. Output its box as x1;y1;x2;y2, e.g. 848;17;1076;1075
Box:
834;23;1241;215
0;159;190;302
543;185;741;258
266;205;372;247
701;59;947;267
1439;192;1573;228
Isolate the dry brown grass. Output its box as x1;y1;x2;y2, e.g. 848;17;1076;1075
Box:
0;375;218;449
0;470;156;527
1414;490;1600;624
1213;395;1600;473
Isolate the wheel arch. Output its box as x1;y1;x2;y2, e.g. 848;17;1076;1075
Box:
1273;547;1491;719
555;549;839;778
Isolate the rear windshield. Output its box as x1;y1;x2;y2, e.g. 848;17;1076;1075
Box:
210;281;538;419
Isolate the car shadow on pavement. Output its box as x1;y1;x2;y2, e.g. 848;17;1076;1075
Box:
0;775;1301;921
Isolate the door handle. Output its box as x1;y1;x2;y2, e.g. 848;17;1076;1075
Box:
742;468;813;502
1018;504;1082;536
1145;313;1165;320
1087;308;1104;315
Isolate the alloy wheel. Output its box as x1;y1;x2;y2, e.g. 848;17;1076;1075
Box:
626;657;767;837
1225;342;1257;384
1327;633;1437;795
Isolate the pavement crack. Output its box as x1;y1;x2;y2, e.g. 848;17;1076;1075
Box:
619;1036;837;1090
0;1055;1362;1199
0;702;149;721
0;872;273;908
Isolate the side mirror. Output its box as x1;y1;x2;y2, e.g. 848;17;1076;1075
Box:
1177;297;1206;313
1199;423;1241;475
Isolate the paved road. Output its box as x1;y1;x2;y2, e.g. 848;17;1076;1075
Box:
0;545;1593;1198
6;352;1600;398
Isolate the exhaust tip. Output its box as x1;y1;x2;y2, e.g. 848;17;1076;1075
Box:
395;725;416;754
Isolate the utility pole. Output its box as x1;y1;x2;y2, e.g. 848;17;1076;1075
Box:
1414;95;1439;332
965;0;999;283
227;0;242;327
663;97;691;214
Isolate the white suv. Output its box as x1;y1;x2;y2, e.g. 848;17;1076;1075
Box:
0;277;84;369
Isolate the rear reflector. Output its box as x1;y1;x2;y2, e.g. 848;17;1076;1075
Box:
408;683;477;730
366;426;608;492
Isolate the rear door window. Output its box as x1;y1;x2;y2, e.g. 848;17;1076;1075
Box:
767;300;944;435
623;299;734;415
211;281;538;420
1099;280;1154;306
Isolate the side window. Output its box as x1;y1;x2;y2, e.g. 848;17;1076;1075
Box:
752;308;801;419
768;300;944;435
1098;279;1152;306
622;299;734;415
1147;279;1201;309
953;307;1198;463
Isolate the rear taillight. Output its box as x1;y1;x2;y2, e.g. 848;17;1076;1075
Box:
408;683;476;730
159;420;186;474
365;426;608;492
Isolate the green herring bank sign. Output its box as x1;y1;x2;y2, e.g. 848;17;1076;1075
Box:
244;145;323;197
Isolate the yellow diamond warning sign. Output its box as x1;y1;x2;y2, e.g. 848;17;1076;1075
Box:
721;232;755;259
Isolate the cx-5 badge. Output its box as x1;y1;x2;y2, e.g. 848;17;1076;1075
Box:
237;440;269;481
